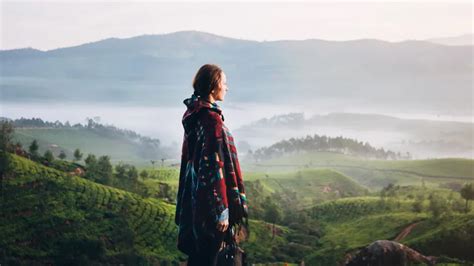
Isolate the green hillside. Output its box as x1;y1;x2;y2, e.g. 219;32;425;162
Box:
303;188;474;265
404;214;474;261
13;127;164;166
1;154;322;265
2;150;473;265
244;169;369;210
1;154;183;264
245;151;474;191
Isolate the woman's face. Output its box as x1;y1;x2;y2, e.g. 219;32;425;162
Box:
211;72;228;102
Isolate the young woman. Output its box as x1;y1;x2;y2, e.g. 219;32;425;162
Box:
175;64;248;265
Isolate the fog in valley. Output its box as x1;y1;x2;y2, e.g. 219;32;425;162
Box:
2;97;472;160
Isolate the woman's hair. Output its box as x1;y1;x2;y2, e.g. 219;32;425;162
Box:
192;64;223;97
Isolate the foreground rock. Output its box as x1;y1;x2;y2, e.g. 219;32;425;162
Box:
345;240;436;266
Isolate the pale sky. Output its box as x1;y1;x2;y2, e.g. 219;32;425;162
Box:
0;0;472;51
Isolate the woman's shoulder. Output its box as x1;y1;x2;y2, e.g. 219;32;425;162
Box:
199;109;224;125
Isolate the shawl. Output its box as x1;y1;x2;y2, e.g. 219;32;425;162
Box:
175;94;248;255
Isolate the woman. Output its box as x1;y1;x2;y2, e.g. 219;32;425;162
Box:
175;64;248;265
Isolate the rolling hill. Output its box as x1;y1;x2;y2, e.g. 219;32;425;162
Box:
1;154;323;265
246;151;474;191
1;154;183;264
303;190;474;265
9;120;178;166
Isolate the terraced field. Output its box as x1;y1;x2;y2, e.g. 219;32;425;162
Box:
1;154;183;264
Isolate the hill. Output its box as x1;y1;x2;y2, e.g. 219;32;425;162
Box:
303;190;474;265
235;112;473;159
1;154;324;265
1;154;183;264
8;117;176;165
246;151;474;191
244;169;368;210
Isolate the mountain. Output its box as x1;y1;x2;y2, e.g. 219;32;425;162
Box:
426;34;474;46
1;30;472;116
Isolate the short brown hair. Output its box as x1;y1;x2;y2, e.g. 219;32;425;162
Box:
192;64;223;97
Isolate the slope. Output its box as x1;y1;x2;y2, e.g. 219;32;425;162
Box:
1;154;183;264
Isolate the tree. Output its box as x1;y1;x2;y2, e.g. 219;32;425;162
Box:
96;155;113;185
114;163;139;181
115;163;127;179
29;139;39;157
263;196;283;239
0;121;14;153
428;193;449;218
412;194;424;213
0;121;14;191
84;154;98;181
73;148;83;162
460;183;474;213
139;170;148;179
44;150;54;163
127;166;138;181
59;150;67;160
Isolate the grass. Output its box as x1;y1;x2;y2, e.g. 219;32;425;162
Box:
245;151;474;191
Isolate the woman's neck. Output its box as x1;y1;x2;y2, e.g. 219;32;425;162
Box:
202;95;216;104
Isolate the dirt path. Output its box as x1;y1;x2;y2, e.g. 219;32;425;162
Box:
394;222;421;242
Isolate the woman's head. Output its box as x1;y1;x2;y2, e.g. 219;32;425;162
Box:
192;64;228;102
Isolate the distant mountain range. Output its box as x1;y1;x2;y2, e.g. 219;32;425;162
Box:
426;33;474;46
1;30;472;115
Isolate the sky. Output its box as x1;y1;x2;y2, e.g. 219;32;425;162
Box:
0;0;472;51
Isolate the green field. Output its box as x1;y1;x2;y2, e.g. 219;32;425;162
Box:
13;127;163;165
243;151;474;191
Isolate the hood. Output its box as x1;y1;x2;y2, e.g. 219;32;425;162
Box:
182;94;224;134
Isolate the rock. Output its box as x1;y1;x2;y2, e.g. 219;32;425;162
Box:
345;240;437;266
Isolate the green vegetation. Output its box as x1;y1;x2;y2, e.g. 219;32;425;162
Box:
302;184;474;265
1;154;183;264
460;183;474;212
3;120;474;265
250;134;408;161
11;118;168;165
1;154;320;265
403;214;474;262
243;169;368;222
246;151;474;191
0;121;14;179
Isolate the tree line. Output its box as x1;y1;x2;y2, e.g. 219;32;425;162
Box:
249;134;411;161
380;183;474;217
3;116;163;160
0;121;174;202
4;117;161;150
